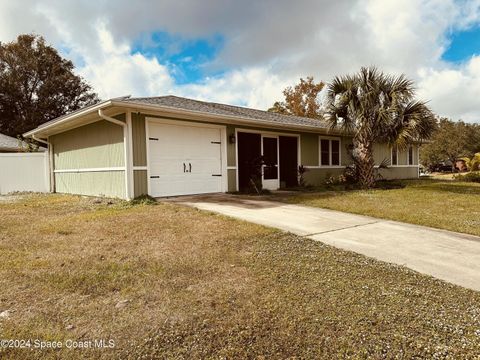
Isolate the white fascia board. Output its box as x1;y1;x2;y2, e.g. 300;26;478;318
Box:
23;100;113;138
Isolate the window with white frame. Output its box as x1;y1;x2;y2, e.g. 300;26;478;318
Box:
319;137;341;166
408;145;414;165
391;145;398;166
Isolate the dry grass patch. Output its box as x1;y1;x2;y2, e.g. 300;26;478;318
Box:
0;193;479;359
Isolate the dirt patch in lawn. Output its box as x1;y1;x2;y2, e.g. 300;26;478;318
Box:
0;194;479;359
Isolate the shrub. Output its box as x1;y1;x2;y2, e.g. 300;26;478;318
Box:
324;174;347;186
342;158;389;185
298;165;309;187
453;171;480;183
459;157;471;171
343;164;358;184
130;195;158;205
470;153;480;171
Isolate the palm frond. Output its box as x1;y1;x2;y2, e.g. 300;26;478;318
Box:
325;66;435;148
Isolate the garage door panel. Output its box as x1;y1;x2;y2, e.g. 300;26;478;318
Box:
150;176;189;197
187;176;222;194
148;122;223;197
150;159;185;175
185;159;221;174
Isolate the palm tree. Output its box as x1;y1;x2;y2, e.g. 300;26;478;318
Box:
325;67;436;188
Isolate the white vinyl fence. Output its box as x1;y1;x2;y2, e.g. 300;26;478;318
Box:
0;152;49;195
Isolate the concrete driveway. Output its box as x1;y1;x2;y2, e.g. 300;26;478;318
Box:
171;194;480;291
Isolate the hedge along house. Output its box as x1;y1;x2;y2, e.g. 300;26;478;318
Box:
24;95;420;200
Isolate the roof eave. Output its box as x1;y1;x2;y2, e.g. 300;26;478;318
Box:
23;97;348;138
23;100;114;138
113;100;345;135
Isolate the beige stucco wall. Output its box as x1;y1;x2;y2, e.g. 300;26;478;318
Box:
227;168;236;192
304;168;345;185
225;125;235;167
300;133;319;166
378;166;419;180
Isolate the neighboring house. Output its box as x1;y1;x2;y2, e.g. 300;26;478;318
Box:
0;133;40;153
0;132;46;152
24;95;420;199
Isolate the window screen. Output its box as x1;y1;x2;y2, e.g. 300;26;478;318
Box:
263;137;278;180
392;146;398;166
320;139;330;166
331;140;340;166
408;146;414;165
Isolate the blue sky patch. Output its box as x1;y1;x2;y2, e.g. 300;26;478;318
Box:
442;26;480;62
132;32;224;84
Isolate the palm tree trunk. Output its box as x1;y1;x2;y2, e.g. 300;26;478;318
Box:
353;138;376;188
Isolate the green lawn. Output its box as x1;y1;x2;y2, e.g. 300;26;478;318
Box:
0;194;479;359
280;179;480;237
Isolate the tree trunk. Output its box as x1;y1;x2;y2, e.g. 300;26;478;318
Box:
353;138;376;188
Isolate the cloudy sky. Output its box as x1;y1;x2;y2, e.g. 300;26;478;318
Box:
1;0;480;122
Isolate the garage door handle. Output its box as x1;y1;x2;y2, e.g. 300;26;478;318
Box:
189;163;192;172
183;163;186;173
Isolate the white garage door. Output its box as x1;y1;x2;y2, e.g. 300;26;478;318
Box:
148;122;224;197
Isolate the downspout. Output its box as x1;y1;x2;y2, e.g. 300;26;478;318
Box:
98;109;126;127
32;134;48;146
98;109;132;200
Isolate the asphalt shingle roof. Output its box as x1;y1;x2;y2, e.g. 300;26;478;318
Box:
121;95;329;129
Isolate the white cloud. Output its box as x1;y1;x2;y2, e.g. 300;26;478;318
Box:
178;67;293;109
0;0;479;122
418;56;480;122
76;23;174;99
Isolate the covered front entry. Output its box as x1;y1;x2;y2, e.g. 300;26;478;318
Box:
147;120;226;197
237;131;298;192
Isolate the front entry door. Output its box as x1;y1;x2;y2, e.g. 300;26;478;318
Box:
262;136;279;190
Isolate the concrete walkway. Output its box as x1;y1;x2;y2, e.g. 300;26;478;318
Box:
171;194;480;291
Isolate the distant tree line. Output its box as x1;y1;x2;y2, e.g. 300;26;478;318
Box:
420;118;480;171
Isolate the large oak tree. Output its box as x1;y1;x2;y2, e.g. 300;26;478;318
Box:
268;76;324;118
0;34;99;137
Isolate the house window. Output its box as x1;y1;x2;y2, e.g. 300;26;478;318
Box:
319;137;341;166
320;139;330;166
332;140;340;165
391;146;398;166
408;146;414;165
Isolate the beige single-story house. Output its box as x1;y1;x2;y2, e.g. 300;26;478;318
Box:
24;95;420;199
